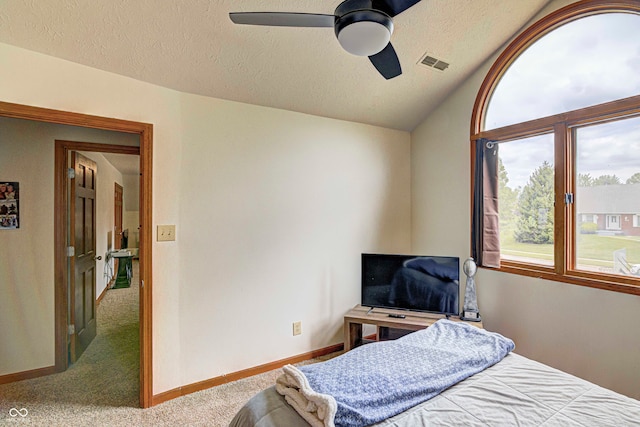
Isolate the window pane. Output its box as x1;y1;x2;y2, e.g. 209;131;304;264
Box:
498;133;554;265
575;116;640;277
485;13;640;130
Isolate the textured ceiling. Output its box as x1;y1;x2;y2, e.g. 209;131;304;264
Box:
0;0;550;131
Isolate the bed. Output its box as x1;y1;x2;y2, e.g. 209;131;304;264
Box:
230;320;640;427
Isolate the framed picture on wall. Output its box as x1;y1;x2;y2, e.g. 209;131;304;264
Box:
0;181;19;229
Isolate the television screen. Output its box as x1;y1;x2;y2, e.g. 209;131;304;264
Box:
361;253;460;316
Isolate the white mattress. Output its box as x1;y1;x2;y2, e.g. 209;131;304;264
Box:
230;352;640;427
373;353;640;426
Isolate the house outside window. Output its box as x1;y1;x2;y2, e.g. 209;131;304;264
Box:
471;2;640;295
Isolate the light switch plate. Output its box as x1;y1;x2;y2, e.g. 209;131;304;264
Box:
157;225;176;242
293;321;302;336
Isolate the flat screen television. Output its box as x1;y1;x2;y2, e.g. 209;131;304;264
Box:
361;253;460;316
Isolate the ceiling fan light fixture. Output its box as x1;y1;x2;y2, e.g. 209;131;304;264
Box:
335;11;393;56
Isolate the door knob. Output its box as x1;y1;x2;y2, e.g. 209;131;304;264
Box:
94;255;102;261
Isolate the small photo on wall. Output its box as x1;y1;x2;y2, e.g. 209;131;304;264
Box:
0;181;19;229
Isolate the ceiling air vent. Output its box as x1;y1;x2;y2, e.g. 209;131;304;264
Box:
419;53;450;72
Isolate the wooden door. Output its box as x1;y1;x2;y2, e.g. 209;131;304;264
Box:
70;152;98;363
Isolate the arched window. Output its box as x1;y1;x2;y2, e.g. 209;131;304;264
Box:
471;1;640;295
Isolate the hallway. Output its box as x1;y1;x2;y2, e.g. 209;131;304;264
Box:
0;261;140;422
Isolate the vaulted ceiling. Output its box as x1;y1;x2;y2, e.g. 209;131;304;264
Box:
0;0;550;131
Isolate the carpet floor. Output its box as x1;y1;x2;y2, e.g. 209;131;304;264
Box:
1;261;337;426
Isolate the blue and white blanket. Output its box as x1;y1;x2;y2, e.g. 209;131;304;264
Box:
275;319;514;427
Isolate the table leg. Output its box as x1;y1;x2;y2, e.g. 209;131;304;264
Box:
344;320;363;351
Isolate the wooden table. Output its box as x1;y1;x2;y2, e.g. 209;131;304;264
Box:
343;304;483;351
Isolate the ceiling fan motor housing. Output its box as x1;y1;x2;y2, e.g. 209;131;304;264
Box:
334;0;393;56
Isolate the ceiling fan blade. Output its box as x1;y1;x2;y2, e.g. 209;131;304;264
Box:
372;0;422;17
368;43;402;79
229;12;335;27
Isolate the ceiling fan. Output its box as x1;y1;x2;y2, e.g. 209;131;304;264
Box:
229;0;422;80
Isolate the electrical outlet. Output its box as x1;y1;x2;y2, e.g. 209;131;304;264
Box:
157;225;176;242
293;321;302;336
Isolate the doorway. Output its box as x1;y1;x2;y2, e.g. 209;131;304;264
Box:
115;182;124;251
114;182;124;286
0;101;153;408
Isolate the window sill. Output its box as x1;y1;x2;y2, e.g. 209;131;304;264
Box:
481;261;640;296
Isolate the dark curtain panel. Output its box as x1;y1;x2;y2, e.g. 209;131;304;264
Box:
472;140;484;264
472;139;500;268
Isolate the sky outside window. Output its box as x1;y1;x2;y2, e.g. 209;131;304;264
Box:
490;12;640;190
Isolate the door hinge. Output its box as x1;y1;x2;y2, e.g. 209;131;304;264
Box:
66;246;75;257
68;324;75;335
565;193;574;204
67;168;75;179
141;280;144;289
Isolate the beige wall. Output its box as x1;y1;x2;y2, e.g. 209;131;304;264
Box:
0;118;55;375
177;94;410;383
0;42;411;393
410;0;640;399
0;117;137;376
